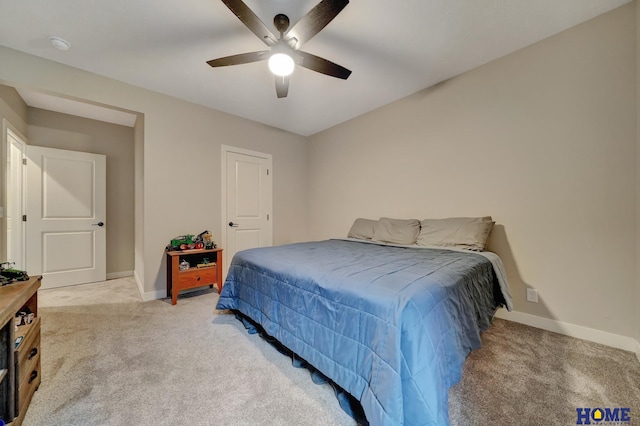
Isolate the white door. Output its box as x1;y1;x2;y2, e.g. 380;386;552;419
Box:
26;146;106;289
222;146;272;274
5;128;27;269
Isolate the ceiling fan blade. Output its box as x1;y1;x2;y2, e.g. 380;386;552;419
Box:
275;76;289;98
286;0;349;48
221;0;277;46
297;51;351;79
207;51;270;67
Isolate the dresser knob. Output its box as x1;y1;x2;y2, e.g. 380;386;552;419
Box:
28;347;38;359
29;370;38;383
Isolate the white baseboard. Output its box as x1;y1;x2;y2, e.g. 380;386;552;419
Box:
133;270;144;298
141;289;167;302
132;271;171;302
106;270;134;280
495;309;638;355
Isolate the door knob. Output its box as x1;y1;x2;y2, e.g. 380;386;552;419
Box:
228;222;239;227
92;221;104;227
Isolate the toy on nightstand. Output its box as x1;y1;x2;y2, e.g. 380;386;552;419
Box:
0;261;29;285
166;230;217;251
166;234;195;251
197;230;217;249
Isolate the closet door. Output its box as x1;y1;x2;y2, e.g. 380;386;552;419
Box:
222;146;272;275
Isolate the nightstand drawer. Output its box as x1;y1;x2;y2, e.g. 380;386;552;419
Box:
177;267;217;289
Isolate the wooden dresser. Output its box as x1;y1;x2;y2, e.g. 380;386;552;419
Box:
0;276;41;426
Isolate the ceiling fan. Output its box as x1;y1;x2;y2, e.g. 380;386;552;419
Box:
207;0;352;98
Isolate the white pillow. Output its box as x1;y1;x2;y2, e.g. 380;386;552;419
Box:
347;218;378;240
417;217;494;251
372;217;421;245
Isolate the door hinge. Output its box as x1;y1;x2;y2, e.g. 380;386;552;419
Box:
22;215;27;222
267;214;270;221
22;158;27;165
267;169;269;176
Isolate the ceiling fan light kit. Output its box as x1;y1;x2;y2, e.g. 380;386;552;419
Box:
208;0;351;98
268;53;294;77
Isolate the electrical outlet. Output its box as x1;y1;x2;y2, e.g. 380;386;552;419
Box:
526;288;538;303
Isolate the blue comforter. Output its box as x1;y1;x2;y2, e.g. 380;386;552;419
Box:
216;239;508;425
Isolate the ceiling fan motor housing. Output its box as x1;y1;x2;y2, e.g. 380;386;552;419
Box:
274;14;290;34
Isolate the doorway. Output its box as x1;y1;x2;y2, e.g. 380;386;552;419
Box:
221;145;273;275
4;123;27;269
1;85;141;294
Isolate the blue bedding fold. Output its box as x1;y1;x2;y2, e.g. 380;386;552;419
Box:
216;239;507;426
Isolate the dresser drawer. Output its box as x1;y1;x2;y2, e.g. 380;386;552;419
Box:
15;317;40;368
17;331;40;391
17;355;40;415
177;267;217;290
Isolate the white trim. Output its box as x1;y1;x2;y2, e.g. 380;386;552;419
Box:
134;270;144;298
141;288;167;302
106;270;134;280
135;268;164;301
495;309;638;354
2;120;28;269
133;271;170;302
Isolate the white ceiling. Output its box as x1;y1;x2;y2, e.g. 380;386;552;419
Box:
0;0;631;136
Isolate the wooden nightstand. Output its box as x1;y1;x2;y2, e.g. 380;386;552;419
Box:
166;248;223;305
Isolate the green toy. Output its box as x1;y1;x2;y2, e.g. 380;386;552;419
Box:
167;234;196;251
0;262;29;284
166;231;217;251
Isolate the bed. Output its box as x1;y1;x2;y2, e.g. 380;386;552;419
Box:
216;218;512;426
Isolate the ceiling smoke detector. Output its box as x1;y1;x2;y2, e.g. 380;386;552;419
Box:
48;36;71;51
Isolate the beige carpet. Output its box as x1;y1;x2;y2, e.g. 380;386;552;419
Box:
449;319;640;425
21;278;640;426
37;277;142;307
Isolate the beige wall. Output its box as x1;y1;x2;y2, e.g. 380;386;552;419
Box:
0;86;28;262
0;86;27;136
26;107;135;276
0;46;309;298
0;4;637;350
309;4;636;338
636;0;640;351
